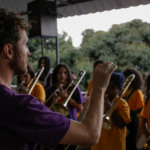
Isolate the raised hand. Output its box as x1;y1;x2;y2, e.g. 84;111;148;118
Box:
92;62;117;92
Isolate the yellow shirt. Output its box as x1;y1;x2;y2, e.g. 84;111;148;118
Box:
31;82;46;104
123;89;144;111
141;98;150;132
91;98;131;150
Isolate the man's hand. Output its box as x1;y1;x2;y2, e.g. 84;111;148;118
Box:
92;62;117;92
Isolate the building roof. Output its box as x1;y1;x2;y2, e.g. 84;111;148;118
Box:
1;0;150;18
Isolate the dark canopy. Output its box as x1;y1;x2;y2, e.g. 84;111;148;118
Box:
1;0;150;18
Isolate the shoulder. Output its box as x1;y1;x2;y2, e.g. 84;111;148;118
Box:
0;85;41;112
35;82;44;89
120;98;128;105
0;84;19;97
116;98;129;108
133;89;143;95
71;83;82;93
132;89;143;98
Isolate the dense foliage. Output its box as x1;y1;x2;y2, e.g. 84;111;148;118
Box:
13;19;150;91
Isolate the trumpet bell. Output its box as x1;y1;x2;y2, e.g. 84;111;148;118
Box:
52;103;69;116
102;116;112;130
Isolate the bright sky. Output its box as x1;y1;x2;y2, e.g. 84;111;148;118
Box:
57;4;150;47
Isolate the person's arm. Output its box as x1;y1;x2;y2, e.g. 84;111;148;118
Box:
69;86;85;112
69;98;83;111
59;62;117;145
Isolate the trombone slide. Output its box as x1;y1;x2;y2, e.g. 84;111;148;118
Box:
28;67;45;94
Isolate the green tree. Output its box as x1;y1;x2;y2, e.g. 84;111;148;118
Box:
13;19;150;92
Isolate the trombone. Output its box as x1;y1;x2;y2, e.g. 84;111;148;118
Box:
102;74;135;130
45;83;64;108
17;80;25;92
50;70;86;116
17;67;44;94
45;73;78;106
28;67;45;94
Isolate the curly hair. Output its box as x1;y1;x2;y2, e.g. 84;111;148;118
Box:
0;8;30;53
93;59;104;69
52;64;72;87
123;68;143;90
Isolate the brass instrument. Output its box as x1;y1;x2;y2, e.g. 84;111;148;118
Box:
102;74;135;130
50;70;86;116
28;67;45;94
45;74;79;106
45;83;64;107
17;80;25;92
17;67;44;94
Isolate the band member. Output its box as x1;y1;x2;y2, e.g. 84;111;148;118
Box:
46;63;85;121
91;72;131;150
140;73;150;149
0;8;117;150
37;56;51;89
122;68;144;150
46;64;85;150
17;65;46;104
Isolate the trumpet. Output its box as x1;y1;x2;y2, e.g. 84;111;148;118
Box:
50;70;86;116
102;74;135;130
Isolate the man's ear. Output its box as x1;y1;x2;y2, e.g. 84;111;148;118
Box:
3;43;13;59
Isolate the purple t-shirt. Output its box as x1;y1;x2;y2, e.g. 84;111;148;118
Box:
46;84;85;120
0;84;70;150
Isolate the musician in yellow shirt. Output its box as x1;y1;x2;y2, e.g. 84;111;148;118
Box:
91;72;131;150
17;65;46;104
123;68;144;150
